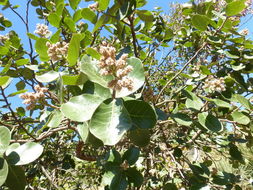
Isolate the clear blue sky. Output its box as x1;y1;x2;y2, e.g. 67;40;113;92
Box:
1;0;253;110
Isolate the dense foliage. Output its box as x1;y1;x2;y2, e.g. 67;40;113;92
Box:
0;0;253;189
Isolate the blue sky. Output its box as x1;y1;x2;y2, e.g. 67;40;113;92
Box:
1;0;253;110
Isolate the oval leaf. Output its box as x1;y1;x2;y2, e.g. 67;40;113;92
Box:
6;142;44;165
225;0;246;16
61;94;104;122
0;126;11;156
0;158;8;186
67;33;82;66
89;99;132;145
123;100;157;129
5;165;26;190
77;122;89;142
198;112;223;132
231;111;250;125
191;14;211;31
35;71;59;83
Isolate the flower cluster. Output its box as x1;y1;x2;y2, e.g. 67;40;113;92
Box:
34;23;51;38
19;85;48;110
239;28;249;36
46;41;69;62
0;34;9;43
203;76;226;93
241;0;253;16
98;41;134;91
88;2;99;11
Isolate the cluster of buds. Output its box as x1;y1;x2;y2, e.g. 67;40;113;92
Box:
213;0;227;11
241;0;253;16
203;75;226;93
19;85;48;110
239;28;249;36
34;23;51;38
143;87;155;102
98;41;134;91
0;34;9;44
46;41;69;62
88;2;99;11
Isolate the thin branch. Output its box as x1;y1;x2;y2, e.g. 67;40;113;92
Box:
155;17;228;103
0;87;37;140
128;15;139;57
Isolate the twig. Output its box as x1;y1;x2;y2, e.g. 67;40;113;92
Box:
0;87;37;140
155;17;228;103
39;164;59;189
128;15;139;57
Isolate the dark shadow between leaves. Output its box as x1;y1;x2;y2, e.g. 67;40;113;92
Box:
6;151;20;165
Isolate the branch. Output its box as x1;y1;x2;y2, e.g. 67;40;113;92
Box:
0;87;37;140
128;15;139;57
155;17;228;103
10;125;77;143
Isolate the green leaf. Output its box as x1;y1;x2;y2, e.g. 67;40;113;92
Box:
73;9;83;22
163;183;178;190
48;13;61;27
98;0;110;11
122;147;140;165
93;14;108;32
64;17;76;32
129;128;150;147
86;47;101;60
67;33;82;66
5;165;26;190
0;158;8;186
15;59;29;66
191;14;211;31
102;171;115;186
224;51;239;59
229;143;243;161
171;113;192;126
0;0;8;5
46;110;64;128
16;80;25;91
117;57;145;97
225;0;246;16
89;99;132;145
77;122;89;142
80;55;113;88
8;89;28;97
50;29;62;43
184;90;204;111
0;77;12;89
60;94;104;122
0;76;10;87
213;99;231;108
110;172;128;190
81;8;97;23
126;167;143;187
198;112;223;132
231;111;250;125
35;38;49;61
136;10;154;22
82;81;111;100
56;3;64;16
6;142;44;165
0;126;11;156
35;71;60;83
69;0;81;9
62;73;88;85
27;33;39;40
0;46;9;55
123;100;157;129
233;94;253;110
